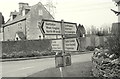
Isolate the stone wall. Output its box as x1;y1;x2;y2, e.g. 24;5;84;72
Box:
78;36;108;51
92;48;120;77
1;39;51;58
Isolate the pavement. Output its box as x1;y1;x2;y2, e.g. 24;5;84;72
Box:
1;53;93;77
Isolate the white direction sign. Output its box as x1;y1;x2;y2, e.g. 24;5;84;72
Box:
52;38;79;51
64;22;77;35
52;40;62;51
42;20;61;35
65;38;79;51
41;20;77;35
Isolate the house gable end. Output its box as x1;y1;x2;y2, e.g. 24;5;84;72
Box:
37;2;54;19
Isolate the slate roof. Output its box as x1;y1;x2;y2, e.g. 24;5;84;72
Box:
4;14;27;27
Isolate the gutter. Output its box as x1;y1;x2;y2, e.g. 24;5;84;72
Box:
3;18;26;27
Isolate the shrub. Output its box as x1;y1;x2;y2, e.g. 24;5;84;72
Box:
107;35;120;57
51;52;56;55
95;44;105;49
2;53;8;59
86;46;95;51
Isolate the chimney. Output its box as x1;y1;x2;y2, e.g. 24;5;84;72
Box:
19;2;29;15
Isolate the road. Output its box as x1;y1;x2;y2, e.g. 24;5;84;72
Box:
1;53;93;77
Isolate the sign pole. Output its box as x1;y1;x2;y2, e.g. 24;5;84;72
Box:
61;20;65;55
59;67;63;77
41;19;78;77
59;20;65;77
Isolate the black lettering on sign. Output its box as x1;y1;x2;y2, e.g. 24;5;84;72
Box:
46;23;56;26
46;30;52;33
46;26;51;29
65;24;73;27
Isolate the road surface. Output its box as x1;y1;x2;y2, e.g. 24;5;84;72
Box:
1;53;93;77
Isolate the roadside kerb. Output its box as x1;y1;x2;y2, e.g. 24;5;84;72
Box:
0;51;93;62
0;55;55;62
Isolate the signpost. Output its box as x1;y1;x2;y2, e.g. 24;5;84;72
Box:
65;38;79;51
41;19;77;35
64;22;77;35
41;20;61;35
52;38;79;51
41;19;79;77
52;40;62;51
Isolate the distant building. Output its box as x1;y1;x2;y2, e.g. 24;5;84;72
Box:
3;2;54;41
0;12;2;29
112;0;120;35
112;0;120;21
0;12;4;32
118;1;120;22
0;12;4;41
112;22;120;35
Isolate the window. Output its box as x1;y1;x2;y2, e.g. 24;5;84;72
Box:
25;9;30;14
13;15;17;19
39;10;43;16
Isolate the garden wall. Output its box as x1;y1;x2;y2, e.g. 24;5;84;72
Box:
1;36;108;58
78;36;108;51
1;39;52;58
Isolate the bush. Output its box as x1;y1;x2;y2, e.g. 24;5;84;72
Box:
92;48;120;77
107;35;120;56
86;46;95;51
2;50;54;59
95;44;105;49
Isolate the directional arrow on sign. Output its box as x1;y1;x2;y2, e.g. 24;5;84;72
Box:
51;38;79;51
65;38;79;51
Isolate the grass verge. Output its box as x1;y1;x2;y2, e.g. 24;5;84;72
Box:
28;61;93;77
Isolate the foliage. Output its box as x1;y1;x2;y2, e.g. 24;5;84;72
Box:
96;31;104;36
77;24;86;37
2;39;52;59
86;46;95;51
2;50;55;59
92;48;120;77
107;35;120;56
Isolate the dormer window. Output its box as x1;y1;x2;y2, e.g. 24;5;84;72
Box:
13;15;17;19
22;9;30;16
10;15;17;20
25;9;30;14
10;10;18;20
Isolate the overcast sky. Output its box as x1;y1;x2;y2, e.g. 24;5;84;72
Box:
0;0;118;28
